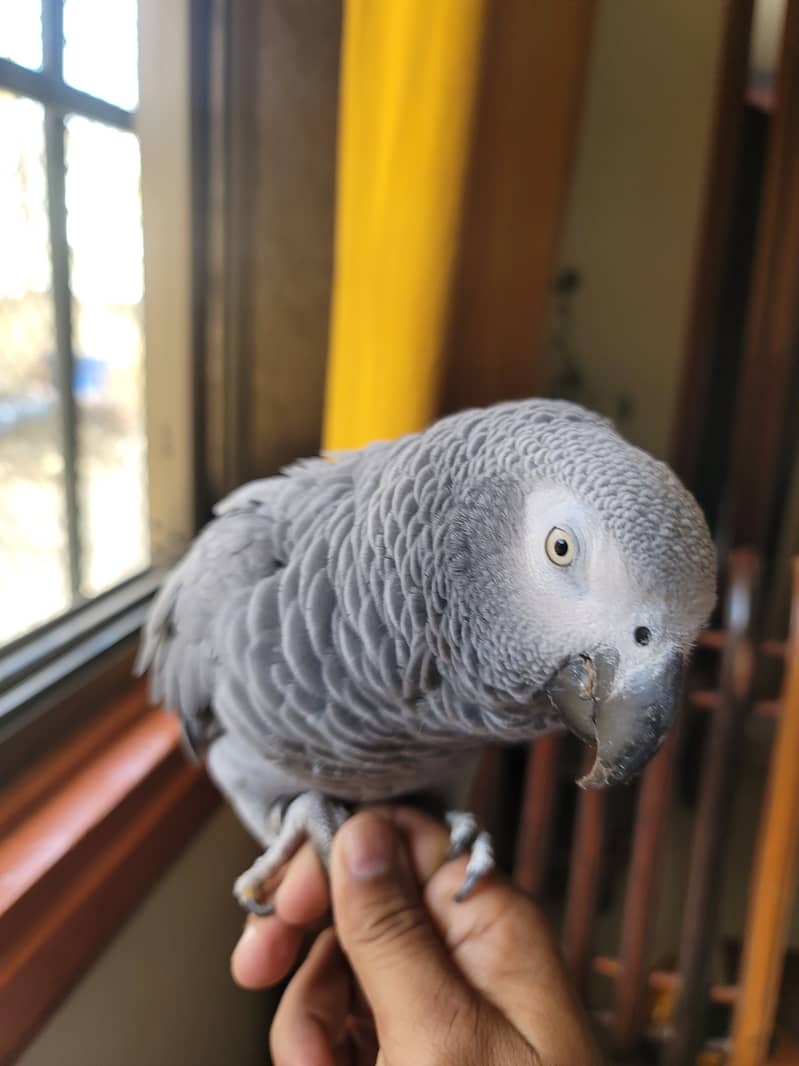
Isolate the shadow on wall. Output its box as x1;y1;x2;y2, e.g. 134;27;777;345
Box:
17;809;274;1066
548;0;727;459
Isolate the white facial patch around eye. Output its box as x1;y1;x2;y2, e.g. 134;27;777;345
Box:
523;484;586;571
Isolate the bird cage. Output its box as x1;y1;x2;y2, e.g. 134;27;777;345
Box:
509;551;799;1064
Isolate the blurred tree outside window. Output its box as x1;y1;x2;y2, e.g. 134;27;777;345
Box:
0;0;149;649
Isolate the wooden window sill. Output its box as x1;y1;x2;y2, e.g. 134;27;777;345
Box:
0;680;220;1065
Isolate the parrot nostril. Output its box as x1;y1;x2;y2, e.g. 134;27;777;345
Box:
634;626;652;647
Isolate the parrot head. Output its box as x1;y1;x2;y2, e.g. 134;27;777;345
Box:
443;402;717;789
522;478;714;788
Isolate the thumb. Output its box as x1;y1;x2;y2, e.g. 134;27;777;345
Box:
330;812;476;1059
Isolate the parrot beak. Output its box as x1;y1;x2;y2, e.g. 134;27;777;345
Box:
547;649;683;789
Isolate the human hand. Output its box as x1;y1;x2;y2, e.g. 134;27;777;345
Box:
231;809;603;1065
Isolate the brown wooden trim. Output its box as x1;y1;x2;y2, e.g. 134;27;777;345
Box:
729;558;799;1065
724;0;799;549
513;735;562;898
0;681;148;840
204;0;341;497
562;749;606;992
0;640;145;788
0;683;219;1065
670;0;755;486
666;550;760;1065
694;629;789;656
689;690;782;718
746;84;777;113
760;639;788;659
441;0;596;412
612;722;683;1054
593;956;738;1008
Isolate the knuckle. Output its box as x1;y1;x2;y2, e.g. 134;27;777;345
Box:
421;984;483;1066
492;898;541;954
421;997;539;1066
455;1003;542;1066
466;891;555;980
350;896;429;952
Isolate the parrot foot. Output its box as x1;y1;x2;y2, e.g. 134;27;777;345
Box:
445;810;495;902
234;791;350;915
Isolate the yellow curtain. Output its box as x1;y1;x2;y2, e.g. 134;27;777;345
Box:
323;0;488;451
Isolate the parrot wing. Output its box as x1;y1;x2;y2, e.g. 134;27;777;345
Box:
136;451;391;768
135;476;295;756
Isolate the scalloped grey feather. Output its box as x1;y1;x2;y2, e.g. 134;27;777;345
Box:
137;399;716;812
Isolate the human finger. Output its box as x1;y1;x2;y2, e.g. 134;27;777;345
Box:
231;840;330;989
330;812;479;1062
423;860;602;1064
231;805;453;992
274;841;331;927
270;928;351;1066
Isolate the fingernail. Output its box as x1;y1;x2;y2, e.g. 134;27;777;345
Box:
238;919;260;944
344;816;395;879
232;918;260;962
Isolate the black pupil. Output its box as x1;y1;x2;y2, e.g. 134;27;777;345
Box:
554;538;569;557
635;626;651;646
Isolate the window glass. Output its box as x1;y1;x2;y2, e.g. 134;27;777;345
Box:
0;91;70;645
65;115;149;597
0;1;43;71
63;0;139;110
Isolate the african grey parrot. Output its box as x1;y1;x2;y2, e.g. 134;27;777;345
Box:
137;399;716;912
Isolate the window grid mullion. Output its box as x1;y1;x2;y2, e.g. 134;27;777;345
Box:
41;0;82;603
40;0;83;603
45;108;82;604
42;0;64;78
0;58;135;130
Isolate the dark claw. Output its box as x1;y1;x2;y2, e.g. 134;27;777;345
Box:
453;874;479;904
238;896;276;917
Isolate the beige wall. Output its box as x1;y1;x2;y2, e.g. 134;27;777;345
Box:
18;809;275;1066
750;0;788;78
552;0;726;458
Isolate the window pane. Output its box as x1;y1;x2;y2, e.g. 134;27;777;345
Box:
63;0;139;111
65;116;149;598
0;1;43;71
0;92;70;646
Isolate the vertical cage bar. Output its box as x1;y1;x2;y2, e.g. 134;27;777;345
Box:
514;734;562;898
666;550;759;1065
42;0;81;601
467;748;504;839
562;750;606;992
612;721;682;1053
729;558;799;1065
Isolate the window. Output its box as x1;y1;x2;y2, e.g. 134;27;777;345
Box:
0;9;209;1059
0;0;194;752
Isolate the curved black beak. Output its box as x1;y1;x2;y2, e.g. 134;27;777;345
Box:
547;649;683;789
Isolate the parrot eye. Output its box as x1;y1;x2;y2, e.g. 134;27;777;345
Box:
634;626;651;646
545;527;575;566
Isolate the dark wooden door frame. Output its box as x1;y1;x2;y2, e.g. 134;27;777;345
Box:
673;0;799;560
670;0;756;489
721;0;799;552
